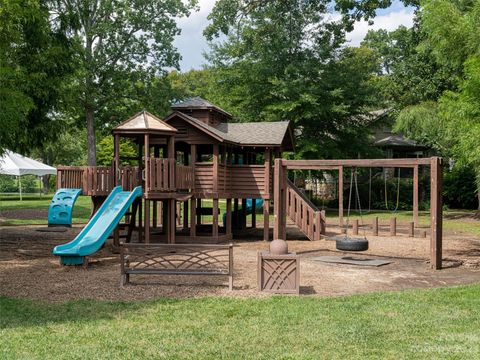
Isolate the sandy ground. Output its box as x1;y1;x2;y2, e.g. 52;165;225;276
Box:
0;221;479;303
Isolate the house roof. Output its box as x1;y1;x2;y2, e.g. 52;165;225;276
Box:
171;97;232;118
165;111;294;149
374;135;427;149
217;121;292;146
112;111;177;135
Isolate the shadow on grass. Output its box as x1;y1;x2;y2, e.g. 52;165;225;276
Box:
0;295;180;330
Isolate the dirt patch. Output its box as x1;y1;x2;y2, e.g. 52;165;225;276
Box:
0;225;479;303
0;208;48;220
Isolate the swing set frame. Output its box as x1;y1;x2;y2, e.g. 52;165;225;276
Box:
273;157;443;270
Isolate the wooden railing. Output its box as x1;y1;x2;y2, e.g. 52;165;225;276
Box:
57;166;85;190
193;163;270;197
286;179;324;240
146;157;194;192
176;165;195;190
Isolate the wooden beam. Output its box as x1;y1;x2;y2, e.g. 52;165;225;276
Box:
213;198;219;237
430;157;443;269
413;165;419;227
213;144;219;192
252;198;257;229
263;199;270;241
273;158;286;240
144;199;150;243
226;198;232;235
190;197;196;237
338;166;344;227
282;158;431;169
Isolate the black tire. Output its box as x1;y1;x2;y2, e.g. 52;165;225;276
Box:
336;237;369;252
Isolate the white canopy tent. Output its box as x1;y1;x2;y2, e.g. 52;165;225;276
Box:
0;150;57;200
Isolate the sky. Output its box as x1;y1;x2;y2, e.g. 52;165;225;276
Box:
173;0;415;71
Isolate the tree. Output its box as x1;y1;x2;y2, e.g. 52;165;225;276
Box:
204;0;382;159
0;0;74;154
46;0;196;165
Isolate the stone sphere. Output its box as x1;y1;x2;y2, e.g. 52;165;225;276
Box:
269;239;288;255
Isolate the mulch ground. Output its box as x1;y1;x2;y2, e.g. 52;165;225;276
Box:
1;222;479;303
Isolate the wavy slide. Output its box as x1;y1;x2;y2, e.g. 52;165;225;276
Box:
53;186;142;265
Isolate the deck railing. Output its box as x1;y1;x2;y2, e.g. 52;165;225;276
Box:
57;162;265;196
286;178;324;240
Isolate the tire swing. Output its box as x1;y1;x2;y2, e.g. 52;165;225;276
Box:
336;167;369;252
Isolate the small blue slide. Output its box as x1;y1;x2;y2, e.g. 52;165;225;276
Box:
53;186;142;265
48;188;82;227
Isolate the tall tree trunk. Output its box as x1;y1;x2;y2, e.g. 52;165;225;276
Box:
86;106;96;166
42;175;50;194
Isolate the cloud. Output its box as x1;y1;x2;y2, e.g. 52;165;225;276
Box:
174;0;216;71
174;2;415;70
345;9;415;46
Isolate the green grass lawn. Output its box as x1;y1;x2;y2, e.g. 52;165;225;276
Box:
0;196;92;225
1;196;479;237
1;285;479;359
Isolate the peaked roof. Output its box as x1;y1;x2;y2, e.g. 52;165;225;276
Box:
374;134;427;149
165;111;294;149
0;150;56;176
172;97;232;118
112;111;177;135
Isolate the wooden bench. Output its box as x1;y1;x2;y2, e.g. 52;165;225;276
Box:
120;243;234;290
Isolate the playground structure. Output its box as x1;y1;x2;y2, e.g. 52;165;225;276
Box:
56;98;295;247
273;158;443;269
53;98;444;270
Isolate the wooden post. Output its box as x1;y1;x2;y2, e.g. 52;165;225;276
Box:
190;197;196;237
273;159;286;240
213;198;219;237
144;135;150;243
144;200;150;243
352;219;359;235
213;144;219;193
183;200;189;231
113;134;120;185
226;198;232;236
263;199;270;241
409;221;415;237
372;217;378;236
196;198;202;225
169;199;176;244
320;210;326;235
338;166;344;226
252;198;257;229
241;198;247;230
390;217;396;236
413;165;419;227
430;157;443;269
421;230;427;238
234;198;239;229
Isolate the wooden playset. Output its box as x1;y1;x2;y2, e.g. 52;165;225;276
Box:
54;97;444;279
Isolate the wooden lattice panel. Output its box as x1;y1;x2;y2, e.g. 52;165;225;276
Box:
120;243;233;290
258;251;300;295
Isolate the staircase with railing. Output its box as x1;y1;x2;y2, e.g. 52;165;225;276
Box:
286;179;325;240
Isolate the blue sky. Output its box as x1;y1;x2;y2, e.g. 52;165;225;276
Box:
173;0;415;71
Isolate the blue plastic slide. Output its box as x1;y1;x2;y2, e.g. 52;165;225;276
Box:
48;188;82;226
223;198;263;227
53;186;142;265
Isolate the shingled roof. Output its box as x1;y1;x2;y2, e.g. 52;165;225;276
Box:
165;111;294;149
172;97;232;118
374;135;427;149
113;111;177;135
217;121;292;146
